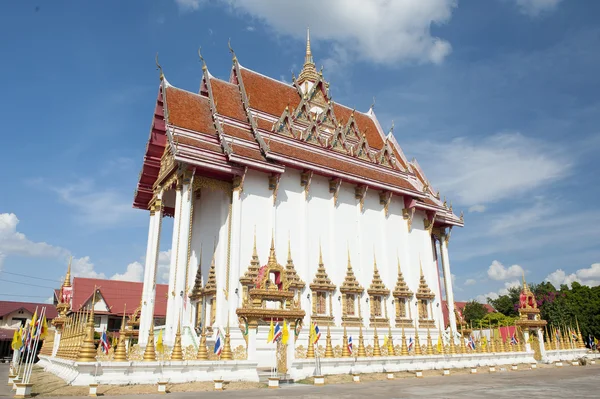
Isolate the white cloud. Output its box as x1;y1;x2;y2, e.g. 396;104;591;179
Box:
514;0;563;16
176;0;456;66
246;26;255;32
545;263;600;288
410;132;568;207
464;279;477;286
468;205;486;213
175;0;204;11
71;256;106;279
111;261;144;282
49;178;139;229
0;213;68;270
487;260;525;281
474;280;521;303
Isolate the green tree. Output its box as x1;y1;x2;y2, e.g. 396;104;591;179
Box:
462;300;489;324
488;286;521;317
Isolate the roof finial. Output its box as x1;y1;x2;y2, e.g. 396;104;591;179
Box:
319;240;323;265
197;47;207;71
228;38;237;63
390;120;395;134
155;52;164;80
370;96;376;110
63;256;73;287
305;27;314;65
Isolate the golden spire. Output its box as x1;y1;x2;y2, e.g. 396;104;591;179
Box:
240;228;260;286
285;236;305;289
197;326;209;360
76;287;98;362
171;317;183;360
204;246;217;296
221;316;233;360
357;324;366;357
325;325;334;358
143;323;157;361
63;256;73;288
113;305;128;361
268;231;277;265
342;326;350;357
373;326;381;357
305;27;314;65
298;27;319;84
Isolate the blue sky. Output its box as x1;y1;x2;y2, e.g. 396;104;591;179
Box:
1;0;599;304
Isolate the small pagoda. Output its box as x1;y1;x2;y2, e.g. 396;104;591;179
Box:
516;276;547;329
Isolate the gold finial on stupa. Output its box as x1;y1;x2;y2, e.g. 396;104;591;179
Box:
387;325;395;356
400;325;409;356
113;305;128;362
143;323;157;361
63;256;73;288
171;317;183;360
342;326;350;358
298;27;319;84
77;287;98;362
221;316;233;360
197;327;209;360
325;325;334;358
357;324;367;357
268;231;277;265
413;320;422;355
426;327;434;355
373;326;381;357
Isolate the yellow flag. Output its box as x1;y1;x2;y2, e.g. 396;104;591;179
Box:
436;335;442;352
309;322;315;344
282;320;289;345
481;336;487;348
383;334;389;348
157;329;164;353
11;329;20;350
30;309;38;331
267;319;274;343
40;315;48;339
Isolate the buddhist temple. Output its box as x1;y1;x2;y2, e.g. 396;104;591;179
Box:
132;29;463;367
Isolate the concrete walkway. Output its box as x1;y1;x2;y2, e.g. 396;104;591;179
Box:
2;363;599;398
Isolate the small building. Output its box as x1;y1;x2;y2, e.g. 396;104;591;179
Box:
53;277;168;334
0;301;58;360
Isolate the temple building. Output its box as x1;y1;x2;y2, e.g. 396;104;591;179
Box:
133;30;463;366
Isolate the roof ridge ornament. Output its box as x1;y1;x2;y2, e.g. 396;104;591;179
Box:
197;47;207;71
228;38;237;63
155;52;164;80
298;27;319;84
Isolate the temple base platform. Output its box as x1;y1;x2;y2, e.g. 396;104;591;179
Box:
37;355;259;386
543;349;588;363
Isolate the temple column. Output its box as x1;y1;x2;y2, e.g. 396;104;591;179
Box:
166;178;184;345
537;328;546;359
286;320;296;366
523;330;532;352
139;192;163;346
169;173;193;345
439;231;457;333
228;188;243;324
247;321;258;361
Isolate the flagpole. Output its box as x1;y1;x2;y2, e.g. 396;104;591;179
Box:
25;306;45;384
20;306;38;381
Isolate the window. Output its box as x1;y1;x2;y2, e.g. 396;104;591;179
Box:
12;318;27;327
346;294;355;316
419;299;429;319
94;316;101;328
373;296;382;317
316;292;327;315
397;298;406;318
107;317;121;332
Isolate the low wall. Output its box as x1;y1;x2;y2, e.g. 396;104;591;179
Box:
38;355;260;386
289;351;536;380
543;349;588;363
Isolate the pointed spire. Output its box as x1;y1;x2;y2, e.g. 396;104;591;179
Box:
204;245;217;295
190;247;203;299
240;227;260;287
268;231;277;265
285;236;305;289
305;27;314;65
310;241;335;291
368;251;389;296
63;256;73;287
393;256;412;298
197;47;207;71
298;27;319;84
341;248;363;294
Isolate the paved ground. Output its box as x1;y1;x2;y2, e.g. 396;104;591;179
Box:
2;363;599;398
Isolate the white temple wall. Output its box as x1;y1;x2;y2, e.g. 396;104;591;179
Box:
162;168;446;336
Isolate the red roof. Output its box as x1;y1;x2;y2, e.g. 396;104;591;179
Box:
71;277;168;317
0;301;58;319
131;53;463;228
441;300;496;328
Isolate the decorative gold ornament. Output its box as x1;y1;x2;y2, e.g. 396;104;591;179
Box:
426;327;434;355
325;326;334;358
372;327;381;357
342;326;350;357
387;326;395;356
306;330;315;359
171;318;183;361
113;307;128;362
197;327;209;360
357;325;367;357
221;321;233;361
143;324;157;362
413;323;422;356
400;325;409;356
77;289;98;363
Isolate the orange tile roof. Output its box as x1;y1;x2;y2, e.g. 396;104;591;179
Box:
240;68;301;117
165;86;215;135
210;78;248;122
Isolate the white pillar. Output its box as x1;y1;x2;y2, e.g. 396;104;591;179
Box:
247;323;258;361
165;175;192;345
228;188;242;325
537;328;546;359
52;330;61;357
439;232;457;333
139;193;163;346
524;330;532;352
166;182;184;345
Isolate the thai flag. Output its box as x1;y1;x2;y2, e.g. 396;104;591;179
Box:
510;333;519;345
467;336;476;350
348;336;353;354
273;322;282;342
571;331;578;341
408;337;414;351
214;329;223;356
100;330;110;354
314;323;321;344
